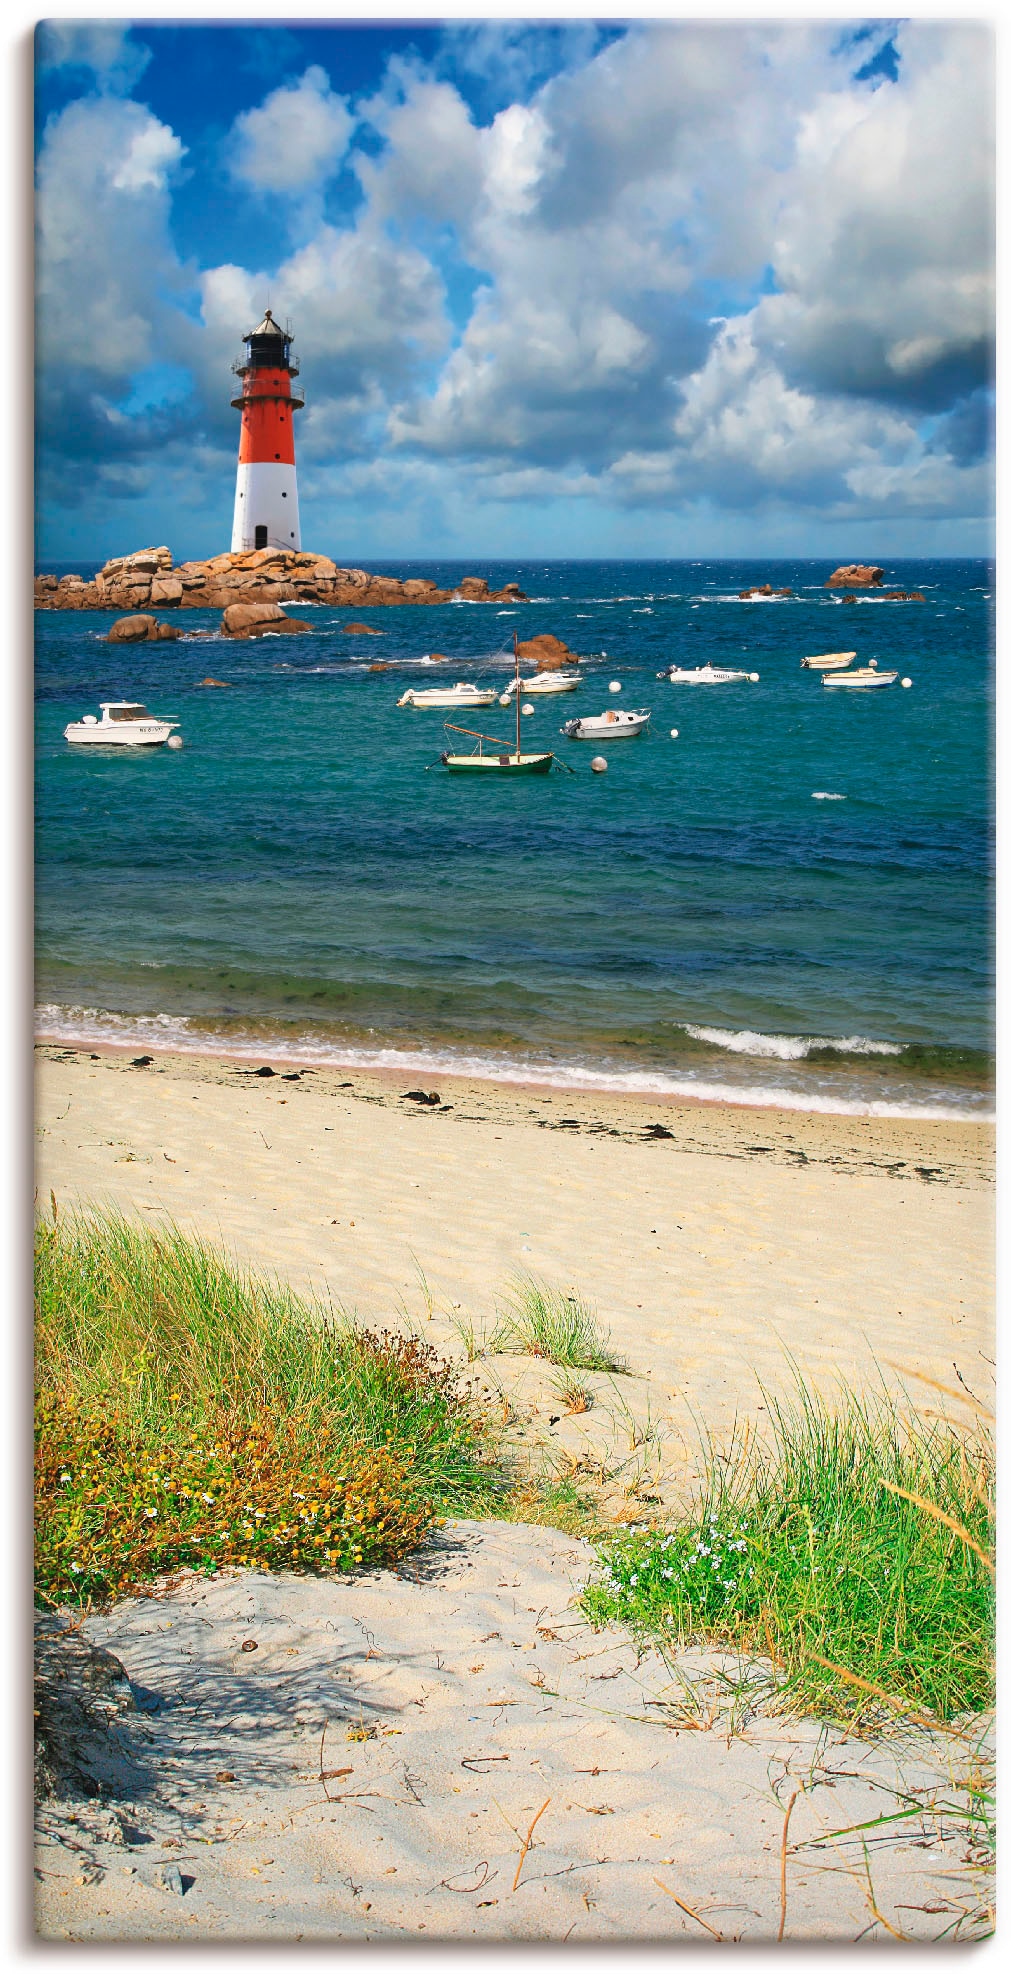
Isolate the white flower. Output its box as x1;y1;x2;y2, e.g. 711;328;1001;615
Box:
629;1574;639;1585
145;1507;158;1518
201;1492;215;1504
59;1472;71;1484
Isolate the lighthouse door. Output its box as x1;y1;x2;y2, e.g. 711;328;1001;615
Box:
254;525;268;549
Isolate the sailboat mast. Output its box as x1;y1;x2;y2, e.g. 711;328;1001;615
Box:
514;632;521;760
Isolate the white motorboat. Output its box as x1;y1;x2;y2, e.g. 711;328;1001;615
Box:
801;650;857;670
659;663;759;684
821;663;903;690
64;701;179;747
397;682;500;709
561;707;650;740
502;670;580;696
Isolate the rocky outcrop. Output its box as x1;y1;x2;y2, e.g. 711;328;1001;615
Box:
221;601;312;638
738;584;791;598
35;547;529;612
107;614;181;643
197;677;233;687
879;590;925;602
343;622;385;635
826;565;884;587
516;633;581;672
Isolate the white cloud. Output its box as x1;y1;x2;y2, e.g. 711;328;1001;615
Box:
36;97;186;380
35;21;151;93
229;66;354;195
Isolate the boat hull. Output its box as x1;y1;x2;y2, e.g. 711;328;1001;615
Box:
442;751;554;774
563;720;648;740
399;690;499;709
64;724;174;746
821;671;898;690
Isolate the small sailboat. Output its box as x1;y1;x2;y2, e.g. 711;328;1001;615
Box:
801;650;857;669
398;682;499;708
440;636;554;773
659;663;759;684
561;707;650;740
821;661;904;690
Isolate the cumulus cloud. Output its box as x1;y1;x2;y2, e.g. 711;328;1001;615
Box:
34;18;994;549
35;21;152;94
229;65;354;194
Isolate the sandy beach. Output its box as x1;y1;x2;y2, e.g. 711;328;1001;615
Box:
35;1521;992;1942
34;1043;994;1940
35;1042;994;1465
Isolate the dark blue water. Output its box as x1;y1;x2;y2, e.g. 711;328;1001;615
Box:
35;559;994;1115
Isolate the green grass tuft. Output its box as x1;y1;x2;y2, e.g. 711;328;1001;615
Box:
493;1279;625;1372
583;1379;994;1725
35;1210;506;1607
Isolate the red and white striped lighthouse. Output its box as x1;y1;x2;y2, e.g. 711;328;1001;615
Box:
230;308;304;553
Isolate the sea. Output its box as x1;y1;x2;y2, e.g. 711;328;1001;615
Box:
35;558;994;1120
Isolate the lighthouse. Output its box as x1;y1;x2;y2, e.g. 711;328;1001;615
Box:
230;308;304;553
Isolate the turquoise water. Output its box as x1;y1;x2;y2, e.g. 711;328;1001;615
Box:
35;559;994;1115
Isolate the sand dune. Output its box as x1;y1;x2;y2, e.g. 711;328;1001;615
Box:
35;1521;989;1942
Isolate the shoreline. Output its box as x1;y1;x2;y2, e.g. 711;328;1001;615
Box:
34;1014;994;1126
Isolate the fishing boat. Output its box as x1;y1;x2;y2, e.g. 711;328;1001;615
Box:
440;635;554;773
658;663;759;684
561;707;650;740
821;663;904;690
64;701;179;747
801;650;857;670
501;669;580;696
397;682;499;708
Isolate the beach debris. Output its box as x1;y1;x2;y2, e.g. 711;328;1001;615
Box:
253;1066;276;1077
131;1056;153;1068
590;756;608;773
652;1879;726;1939
403;1089;440;1106
512;1798;551;1891
139;1862;189;1897
215;1771;236;1783
240;1638;258;1653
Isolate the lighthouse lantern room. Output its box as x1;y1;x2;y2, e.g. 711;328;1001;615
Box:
230;308;304;554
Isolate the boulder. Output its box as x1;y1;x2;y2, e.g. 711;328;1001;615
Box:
826;565;884;587
342;622;385;635
880;590;925;602
150;577;183;605
107;614;180;643
221;602;311;638
516;632;580;671
197;677;233;687
738;584;791;598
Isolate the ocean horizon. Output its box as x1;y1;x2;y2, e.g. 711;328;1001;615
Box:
35;556;994;1119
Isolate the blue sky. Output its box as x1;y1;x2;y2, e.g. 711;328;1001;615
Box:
34;17;994;565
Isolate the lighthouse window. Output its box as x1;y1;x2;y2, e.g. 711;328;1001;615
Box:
255;525;268;549
281;491;287;498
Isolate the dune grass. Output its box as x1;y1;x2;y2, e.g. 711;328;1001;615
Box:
583;1380;994;1725
35;1209;505;1608
493;1279;625;1372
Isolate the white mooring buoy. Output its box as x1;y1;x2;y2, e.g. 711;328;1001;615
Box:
590;755;608;773
669;728;679;739
608;680;621;693
901;677;913;688
522;702;534;715
167;734;184;749
499;694;511;707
